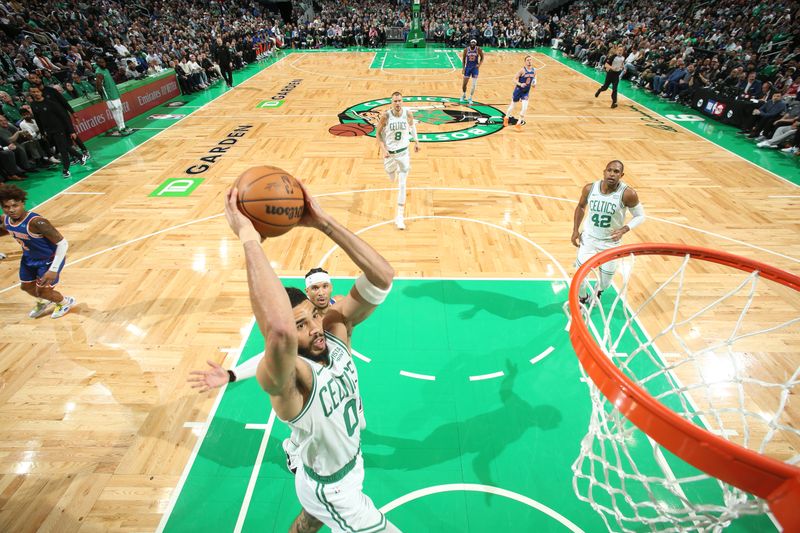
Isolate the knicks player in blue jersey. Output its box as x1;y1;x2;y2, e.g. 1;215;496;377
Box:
504;55;537;131
0;184;76;319
461;38;484;104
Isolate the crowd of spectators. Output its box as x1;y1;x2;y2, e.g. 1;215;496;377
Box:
0;0;289;182
0;0;796;180
545;0;799;154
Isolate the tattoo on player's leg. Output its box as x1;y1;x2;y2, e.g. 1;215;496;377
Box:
289;509;323;533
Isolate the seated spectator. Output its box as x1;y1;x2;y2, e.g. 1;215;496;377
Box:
146;59;164;76
739;92;788;138
71;73;95;98
0;92;22;125
0;114;47;167
124;60;143;80
737;71;763;100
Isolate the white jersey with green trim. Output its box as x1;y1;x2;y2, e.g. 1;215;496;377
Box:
285;330;361;477
383;107;410;152
583;180;629;242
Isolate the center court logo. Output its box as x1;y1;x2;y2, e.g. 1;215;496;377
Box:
331;96;504;142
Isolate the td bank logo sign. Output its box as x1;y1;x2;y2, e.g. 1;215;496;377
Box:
334;96;504;142
150;178;204;197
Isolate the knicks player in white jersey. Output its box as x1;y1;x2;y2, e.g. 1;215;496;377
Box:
221;184;400;533
571;160;645;305
376;91;420;230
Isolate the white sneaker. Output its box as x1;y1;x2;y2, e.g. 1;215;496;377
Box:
394;215;406;230
51;296;75;319
468;99;473;105
781;146;798;154
29;300;53;318
756;140;772;148
0;251;6;260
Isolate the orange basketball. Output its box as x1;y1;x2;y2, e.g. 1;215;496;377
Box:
234;166;305;238
329;123;374;136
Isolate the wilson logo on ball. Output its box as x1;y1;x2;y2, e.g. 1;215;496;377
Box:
264;205;303;219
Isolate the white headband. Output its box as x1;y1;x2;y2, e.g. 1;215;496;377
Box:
305;271;331;288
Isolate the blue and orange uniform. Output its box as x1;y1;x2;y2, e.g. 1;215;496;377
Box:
512;67;536;101
463;46;481;78
3;211;64;285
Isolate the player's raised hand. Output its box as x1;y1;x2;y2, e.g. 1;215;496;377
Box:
188;360;230;392
295;180;330;231
224;187;260;241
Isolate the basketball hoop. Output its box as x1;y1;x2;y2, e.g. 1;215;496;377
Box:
568;243;800;532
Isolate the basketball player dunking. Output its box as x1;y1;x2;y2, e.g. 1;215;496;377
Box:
376;91;420;230
461;39;484;104
190;267;359;479
219;183;401;532
504;55;537;130
571;160;645;305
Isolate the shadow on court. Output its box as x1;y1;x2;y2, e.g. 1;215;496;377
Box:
362;360;562;491
402;280;565;320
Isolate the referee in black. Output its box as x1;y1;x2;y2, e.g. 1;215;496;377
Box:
214;37;234;88
595;45;625;108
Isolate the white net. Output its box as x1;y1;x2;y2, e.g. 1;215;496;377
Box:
571;250;800;532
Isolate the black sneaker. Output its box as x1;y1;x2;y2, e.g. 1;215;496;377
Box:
611;102;618;108
594;89;601;98
79;153;88;166
62;170;71;178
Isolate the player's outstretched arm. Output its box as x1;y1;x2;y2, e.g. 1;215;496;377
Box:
224;188;300;409
571;183;592;247
295;182;394;334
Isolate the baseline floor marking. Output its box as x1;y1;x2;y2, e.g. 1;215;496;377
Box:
548;53;799;189
156;317;255;533
378;483;585;533
399;370;437;381
235;409;278;533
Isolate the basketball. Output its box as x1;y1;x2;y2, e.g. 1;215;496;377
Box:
234;166;305;238
329;123;374;136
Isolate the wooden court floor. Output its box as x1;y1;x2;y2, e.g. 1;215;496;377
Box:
0;49;798;531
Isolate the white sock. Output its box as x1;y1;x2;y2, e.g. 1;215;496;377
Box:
397;172;407;217
506;102;515;116
112;107;126;130
470;79;477;97
519;100;529;120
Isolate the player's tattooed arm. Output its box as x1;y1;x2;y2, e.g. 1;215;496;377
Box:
31;217;64;244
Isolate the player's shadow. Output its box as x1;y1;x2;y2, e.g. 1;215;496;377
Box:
402;280;564;320
362;360;562;489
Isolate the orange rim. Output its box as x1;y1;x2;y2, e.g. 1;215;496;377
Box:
568;243;800;530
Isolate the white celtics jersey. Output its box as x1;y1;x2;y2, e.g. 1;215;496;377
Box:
286;331;361;477
383;107;410;152
583;180;629;241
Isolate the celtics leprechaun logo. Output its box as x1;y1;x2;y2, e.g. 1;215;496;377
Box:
329;96;505;142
